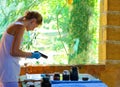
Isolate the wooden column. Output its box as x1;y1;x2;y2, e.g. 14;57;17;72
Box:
99;0;108;64
99;0;120;87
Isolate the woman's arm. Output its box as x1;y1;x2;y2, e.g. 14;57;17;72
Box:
10;25;32;58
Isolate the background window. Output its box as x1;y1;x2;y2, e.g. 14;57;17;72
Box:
0;0;100;66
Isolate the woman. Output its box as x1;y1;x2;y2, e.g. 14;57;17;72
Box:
0;11;43;87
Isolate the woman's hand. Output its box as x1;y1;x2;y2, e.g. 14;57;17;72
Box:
27;51;41;59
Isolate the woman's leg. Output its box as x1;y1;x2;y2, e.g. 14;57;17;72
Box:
3;82;18;87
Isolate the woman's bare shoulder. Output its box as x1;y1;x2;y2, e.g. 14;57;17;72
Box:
7;23;25;36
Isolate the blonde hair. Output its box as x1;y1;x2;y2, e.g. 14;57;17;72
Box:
24;11;43;25
17;11;43;25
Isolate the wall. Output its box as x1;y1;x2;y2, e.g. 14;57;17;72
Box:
20;65;105;76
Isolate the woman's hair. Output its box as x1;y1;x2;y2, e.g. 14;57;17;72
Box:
18;11;43;25
24;11;42;25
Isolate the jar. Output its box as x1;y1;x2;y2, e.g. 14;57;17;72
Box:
53;72;60;80
62;70;70;80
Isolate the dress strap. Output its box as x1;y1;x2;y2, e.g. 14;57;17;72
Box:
14;21;24;25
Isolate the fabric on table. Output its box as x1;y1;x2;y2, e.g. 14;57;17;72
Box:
51;81;108;87
52;84;86;87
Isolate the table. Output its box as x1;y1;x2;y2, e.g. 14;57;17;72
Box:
19;73;108;87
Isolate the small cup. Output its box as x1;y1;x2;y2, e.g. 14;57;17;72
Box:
82;77;89;81
53;72;60;80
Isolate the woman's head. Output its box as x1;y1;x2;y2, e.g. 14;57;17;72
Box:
24;11;42;25
22;11;43;31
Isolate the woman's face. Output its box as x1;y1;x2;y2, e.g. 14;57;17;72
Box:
26;18;39;31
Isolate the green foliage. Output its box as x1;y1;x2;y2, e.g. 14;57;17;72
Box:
68;0;99;64
0;0;41;37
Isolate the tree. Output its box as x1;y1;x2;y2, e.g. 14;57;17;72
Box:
68;0;99;64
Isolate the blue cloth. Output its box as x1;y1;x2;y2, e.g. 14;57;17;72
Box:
51;81;108;87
